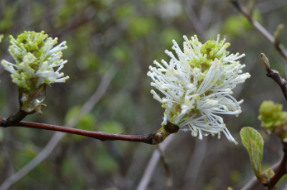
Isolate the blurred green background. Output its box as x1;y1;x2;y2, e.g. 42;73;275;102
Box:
0;0;287;189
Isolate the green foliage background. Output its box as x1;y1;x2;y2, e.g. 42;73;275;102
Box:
0;0;287;189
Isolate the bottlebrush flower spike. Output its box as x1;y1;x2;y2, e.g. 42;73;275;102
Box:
147;35;250;144
1;31;69;92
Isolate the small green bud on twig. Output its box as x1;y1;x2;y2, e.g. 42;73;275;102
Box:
274;24;284;46
260;53;270;71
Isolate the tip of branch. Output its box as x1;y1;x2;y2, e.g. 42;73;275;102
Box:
260;53;271;71
274;24;284;45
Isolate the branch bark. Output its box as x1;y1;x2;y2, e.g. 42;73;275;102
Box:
263;143;287;189
231;1;287;61
0;118;179;145
251;53;287;189
136;135;175;190
260;53;287;102
241;161;280;190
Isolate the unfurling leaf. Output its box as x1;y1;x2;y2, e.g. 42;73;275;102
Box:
264;168;275;179
240;127;264;181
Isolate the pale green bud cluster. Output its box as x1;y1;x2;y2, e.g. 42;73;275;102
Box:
258;101;287;142
1;31;69;93
258;101;287;131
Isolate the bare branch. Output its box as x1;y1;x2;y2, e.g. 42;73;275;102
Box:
157;145;172;188
231;1;287;61
136;135;175;190
264;143;287;189
257;1;287;14
245;53;287;189
241;161;280;190
0;119;178;144
260;53;287;102
183;0;207;41
182;138;207;189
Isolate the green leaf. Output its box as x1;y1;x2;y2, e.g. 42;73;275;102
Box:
240;127;264;181
264;168;275;179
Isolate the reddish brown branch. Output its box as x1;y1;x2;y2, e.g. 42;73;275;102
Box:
257;53;287;189
0;118;179;145
241;162;280;190
242;144;287;190
265;67;287;101
260;53;287;102
265;147;287;189
231;1;287;61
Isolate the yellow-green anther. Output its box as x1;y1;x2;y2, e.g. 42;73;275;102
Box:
260;53;270;70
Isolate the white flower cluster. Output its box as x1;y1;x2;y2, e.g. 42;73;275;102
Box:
1;31;69;91
148;35;250;143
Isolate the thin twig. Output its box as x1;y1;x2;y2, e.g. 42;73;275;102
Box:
0;119;178;145
260;53;287;102
182;138;207;190
157;145;172;188
241;161;280;190
264;143;287;189
231;1;287;61
251;53;287;189
0;119;152;144
257;0;287;14
136;135;175;190
183;0;207;41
